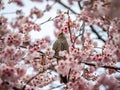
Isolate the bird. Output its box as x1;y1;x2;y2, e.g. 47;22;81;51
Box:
52;32;69;84
52;32;69;57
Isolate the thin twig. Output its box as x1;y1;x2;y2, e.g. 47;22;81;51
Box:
40;15;59;25
22;69;46;89
67;68;71;82
81;20;85;48
73;33;82;46
73;21;84;46
43;2;56;13
26;70;44;84
56;0;78;14
67;10;74;46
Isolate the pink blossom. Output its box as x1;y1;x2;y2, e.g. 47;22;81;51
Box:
8;0;24;6
45;48;54;58
60;25;69;34
96;74;120;90
56;60;71;76
46;4;51;11
33;24;41;31
68;0;74;5
54;19;62;29
29;7;43;18
25;86;35;90
0;0;4;10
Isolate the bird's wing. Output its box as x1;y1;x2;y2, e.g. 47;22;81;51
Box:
52;40;58;50
52;40;61;56
61;40;69;51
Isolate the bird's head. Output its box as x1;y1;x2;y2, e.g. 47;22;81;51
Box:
58;32;66;39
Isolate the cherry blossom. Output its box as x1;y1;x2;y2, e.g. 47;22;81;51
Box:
0;0;120;90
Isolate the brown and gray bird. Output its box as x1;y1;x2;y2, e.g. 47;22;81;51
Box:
52;32;69;57
52;32;69;84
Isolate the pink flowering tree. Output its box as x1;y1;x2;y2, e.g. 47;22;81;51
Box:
0;0;120;90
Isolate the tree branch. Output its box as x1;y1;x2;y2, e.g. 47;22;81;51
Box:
67;68;71;82
73;20;85;47
81;20;85;48
78;1;83;10
56;0;78;14
90;25;106;42
80;61;120;71
67;10;74;45
2;81;23;90
24;69;45;87
40;15;59;25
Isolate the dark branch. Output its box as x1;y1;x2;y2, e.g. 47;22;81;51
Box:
56;0;78;14
81;21;85;48
3;81;22;90
23;68;45;89
78;1;83;10
90;25;106;42
67;68;71;82
81;61;120;71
